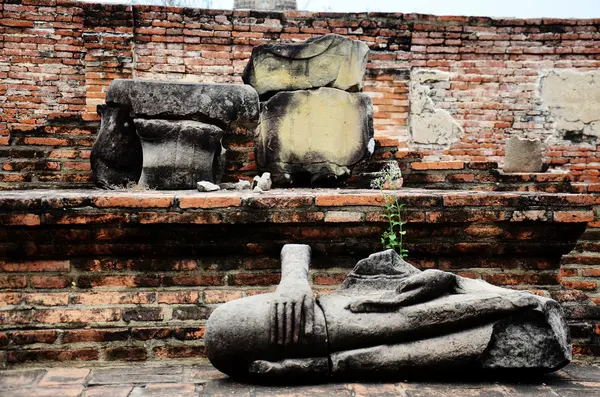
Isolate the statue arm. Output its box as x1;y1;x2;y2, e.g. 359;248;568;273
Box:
270;244;315;346
347;269;456;313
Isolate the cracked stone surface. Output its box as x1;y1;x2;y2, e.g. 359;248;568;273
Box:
540;70;600;138
105;79;260;132
242;34;369;97
503;136;543;173
1;363;599;396
134;119;225;190
255;87;374;185
409;70;463;146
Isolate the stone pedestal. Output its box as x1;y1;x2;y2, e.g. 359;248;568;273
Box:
134;119;224;190
91;79;259;189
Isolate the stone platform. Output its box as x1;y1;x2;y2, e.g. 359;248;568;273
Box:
1;362;600;396
0;188;597;366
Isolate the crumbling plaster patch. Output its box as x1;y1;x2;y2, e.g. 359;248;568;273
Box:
409;69;463;146
540;69;600;138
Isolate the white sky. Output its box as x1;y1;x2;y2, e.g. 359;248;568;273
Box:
78;0;600;18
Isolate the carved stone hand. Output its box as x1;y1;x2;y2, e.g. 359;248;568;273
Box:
270;281;315;346
269;244;315;346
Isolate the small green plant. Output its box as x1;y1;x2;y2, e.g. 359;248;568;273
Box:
371;163;408;257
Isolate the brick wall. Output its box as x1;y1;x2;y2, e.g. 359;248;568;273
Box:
1;0;600;363
0;189;596;365
1;1;600;189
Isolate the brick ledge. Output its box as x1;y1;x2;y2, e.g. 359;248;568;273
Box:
0;188;595;226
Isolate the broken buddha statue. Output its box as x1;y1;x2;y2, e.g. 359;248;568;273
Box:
205;245;571;381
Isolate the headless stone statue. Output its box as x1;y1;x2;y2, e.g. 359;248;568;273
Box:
205;245;571;382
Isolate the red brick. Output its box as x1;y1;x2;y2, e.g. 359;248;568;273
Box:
11;330;58;345
202;289;243;303
483;273;559;286
105;346;147;361
443;193;519;207
553;211;595;223
582;269;600;277
248;195;313;208
30;275;72;289
0;275;27;289
153;345;206;359
33;308;121;324
312;272;347;285
71;292;155;305
24;293;69;306
230;273;281;286
0;292;23;305
157;291;199;304
0;260;69;272
162;274;224;286
411;161;464;170
137;212;221;224
272;211;325;223
131;327;171;341
315;193;386;206
0;213;41;226
562;280;598;291
62;329;128;343
178;195;241;209
93;195;173;208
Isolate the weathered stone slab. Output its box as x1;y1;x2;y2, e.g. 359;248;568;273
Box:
256;87;374;185
243;34;370;96
503;136;543;173
91;105;142;188
134;119;224;190
86;366;184;386
540;70;600;138
409;70;463;146
106;79;259;131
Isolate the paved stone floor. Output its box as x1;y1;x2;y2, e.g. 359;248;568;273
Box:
1;362;600;396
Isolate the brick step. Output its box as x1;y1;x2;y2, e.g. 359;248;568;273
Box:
562;252;600;266
575;241;600;253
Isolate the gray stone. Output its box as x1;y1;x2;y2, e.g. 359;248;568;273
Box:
91;105;142;188
255;88;374;186
219;180;252;190
503;136;543;173
106;79;260;132
134;119;224;190
243;34;369;97
252;173;272;192
205;246;571;382
197;181;221;192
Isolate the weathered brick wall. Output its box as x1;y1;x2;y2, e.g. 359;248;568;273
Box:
1;0;600;364
1;1;600;189
0;189;596;364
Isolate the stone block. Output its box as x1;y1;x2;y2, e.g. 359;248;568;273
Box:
503;136;543;173
243;34;369;96
134;119;225;190
106;79;260;131
91;105;142;189
256;87;374;185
